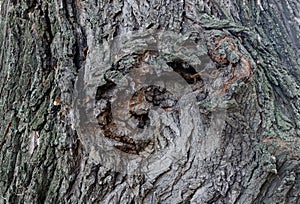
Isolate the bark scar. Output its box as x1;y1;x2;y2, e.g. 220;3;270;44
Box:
208;35;254;94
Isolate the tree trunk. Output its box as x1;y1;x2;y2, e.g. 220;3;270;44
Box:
0;0;300;203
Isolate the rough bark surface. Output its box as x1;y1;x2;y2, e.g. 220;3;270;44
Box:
0;0;300;203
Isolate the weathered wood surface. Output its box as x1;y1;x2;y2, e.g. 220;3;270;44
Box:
0;0;300;203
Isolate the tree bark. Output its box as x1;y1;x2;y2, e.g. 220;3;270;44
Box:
0;0;300;203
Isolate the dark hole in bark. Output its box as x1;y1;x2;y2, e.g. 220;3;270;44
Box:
167;59;201;84
130;111;150;129
95;82;116;101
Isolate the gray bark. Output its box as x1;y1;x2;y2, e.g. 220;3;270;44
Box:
0;0;300;203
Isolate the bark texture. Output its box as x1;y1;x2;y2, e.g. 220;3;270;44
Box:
0;0;300;203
